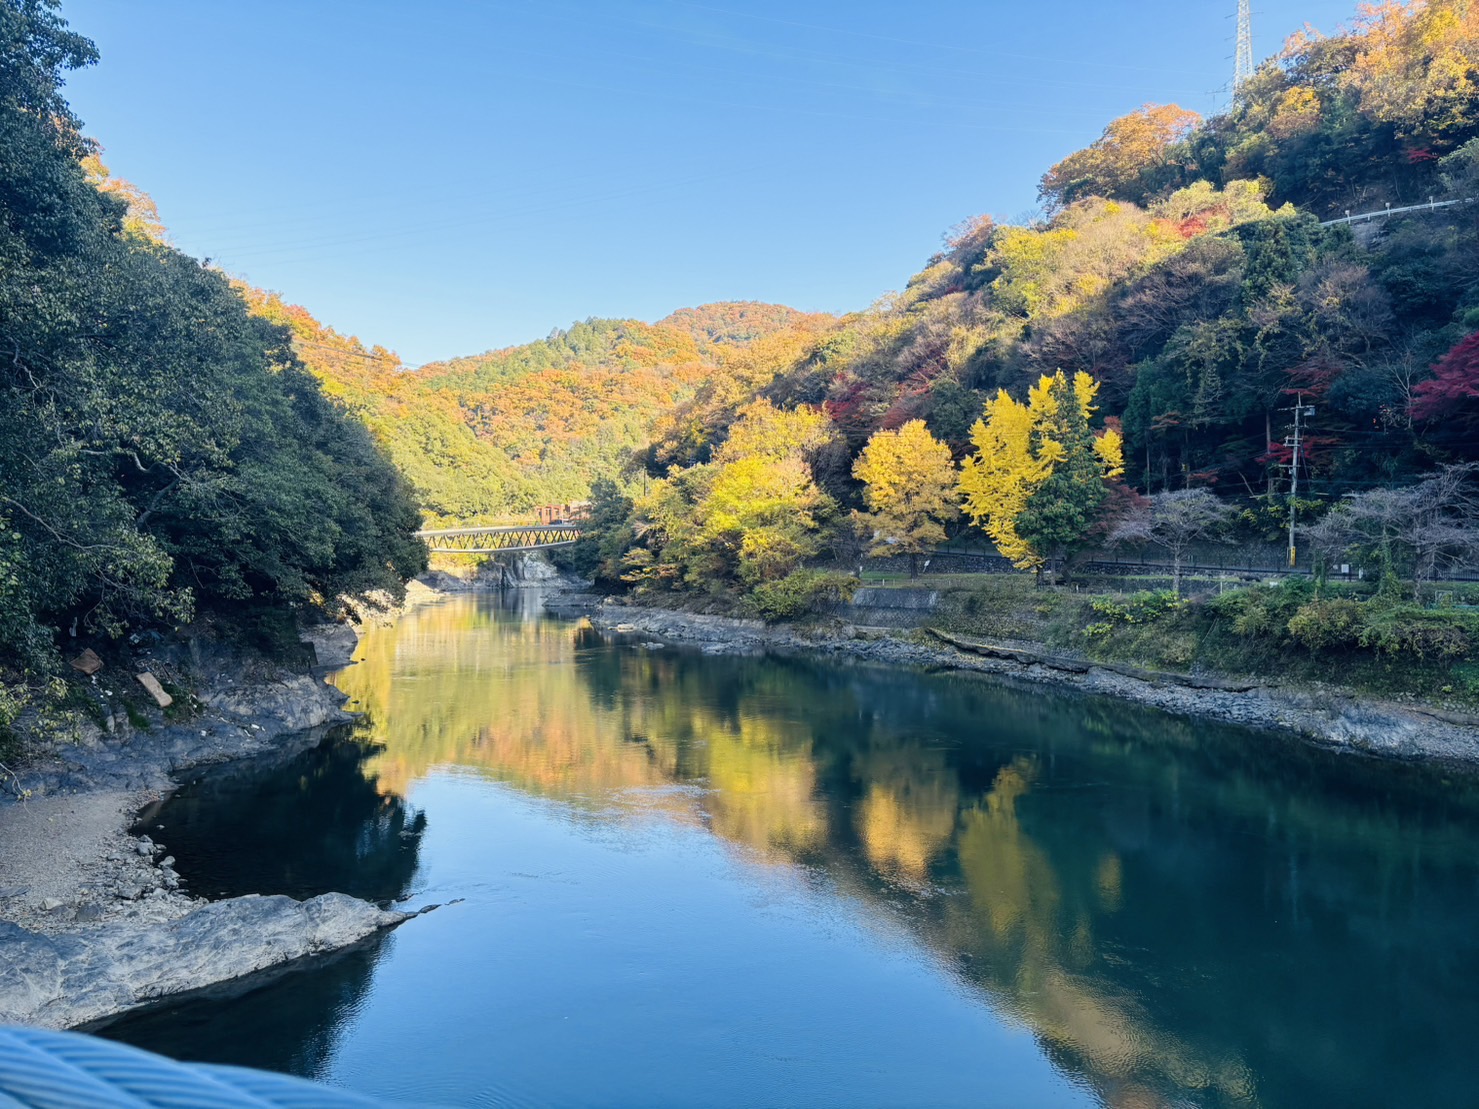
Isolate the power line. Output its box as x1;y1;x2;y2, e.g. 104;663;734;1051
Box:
288;336;424;373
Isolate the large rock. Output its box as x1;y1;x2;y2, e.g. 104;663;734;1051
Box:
299;622;360;671
508;551;561;582
0;892;409;1029
200;672;351;733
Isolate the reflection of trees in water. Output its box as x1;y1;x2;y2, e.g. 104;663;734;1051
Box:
337;603;830;858
140;731;426;904
337;599;1479;1109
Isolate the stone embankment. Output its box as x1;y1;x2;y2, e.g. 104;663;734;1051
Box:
0;616;412;1030
407;552;587;599
581;603;1479;766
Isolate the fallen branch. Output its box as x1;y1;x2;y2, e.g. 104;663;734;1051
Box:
0;760;32;802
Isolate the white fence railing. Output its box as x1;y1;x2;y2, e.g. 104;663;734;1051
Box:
1320;197;1475;226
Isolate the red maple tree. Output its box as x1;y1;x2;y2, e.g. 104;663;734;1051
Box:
1413;332;1479;426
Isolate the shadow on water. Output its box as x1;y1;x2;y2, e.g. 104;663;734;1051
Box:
94;940;387;1080
100;728;426;1070
131;729;426;903
99;594;1479;1107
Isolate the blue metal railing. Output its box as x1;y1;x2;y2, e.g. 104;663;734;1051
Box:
0;1026;391;1108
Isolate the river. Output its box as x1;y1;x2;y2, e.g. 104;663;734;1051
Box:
98;593;1479;1107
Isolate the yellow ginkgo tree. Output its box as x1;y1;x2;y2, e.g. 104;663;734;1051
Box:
852;420;959;577
958;371;1123;578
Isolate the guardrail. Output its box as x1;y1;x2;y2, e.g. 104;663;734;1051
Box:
1320;196;1475;226
879;547;1479;584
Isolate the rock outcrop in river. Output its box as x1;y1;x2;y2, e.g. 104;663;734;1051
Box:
0;893;409;1030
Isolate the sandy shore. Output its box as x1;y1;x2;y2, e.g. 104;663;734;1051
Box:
0;617;413;1028
0;791;191;934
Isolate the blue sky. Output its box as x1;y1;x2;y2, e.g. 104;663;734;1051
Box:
61;0;1359;365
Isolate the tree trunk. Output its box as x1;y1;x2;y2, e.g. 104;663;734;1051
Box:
909;552;920;579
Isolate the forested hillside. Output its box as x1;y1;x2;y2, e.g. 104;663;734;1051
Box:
0;1;424;741
495;0;1479;664
243;4;1479;545
261;295;836;523
13;0;1479;731
245;1;1479;622
641;0;1479;507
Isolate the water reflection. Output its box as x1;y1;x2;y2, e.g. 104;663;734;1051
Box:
105;732;426;1078
329;596;1479;1108
134;732;426;903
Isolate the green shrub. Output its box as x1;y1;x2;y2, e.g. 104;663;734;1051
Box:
748;570;859;623
1358;610;1473;660
0;681;25;761
1278;595;1476;660
1084;590;1181;633
1287;599;1365;650
1210;579;1311;639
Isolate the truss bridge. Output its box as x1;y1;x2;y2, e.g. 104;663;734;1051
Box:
416;524;582;553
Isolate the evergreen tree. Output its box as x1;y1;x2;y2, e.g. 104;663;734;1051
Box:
1017;376;1117;580
0;0;426;701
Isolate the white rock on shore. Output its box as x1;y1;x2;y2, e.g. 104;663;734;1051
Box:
0;619;391;1030
0;892;409;1030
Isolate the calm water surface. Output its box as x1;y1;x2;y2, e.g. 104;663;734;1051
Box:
101;593;1479;1107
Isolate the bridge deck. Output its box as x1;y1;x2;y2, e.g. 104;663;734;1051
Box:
415;525;582;554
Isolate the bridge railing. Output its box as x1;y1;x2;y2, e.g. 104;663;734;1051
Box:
415;524;582;553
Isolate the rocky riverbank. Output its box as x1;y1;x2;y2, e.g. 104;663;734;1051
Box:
580;603;1479;767
0;616;413;1029
2;893;410;1030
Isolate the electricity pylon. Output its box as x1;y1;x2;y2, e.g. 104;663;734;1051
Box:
1235;0;1255;90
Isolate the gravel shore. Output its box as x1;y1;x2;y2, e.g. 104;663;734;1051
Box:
0;619;410;1029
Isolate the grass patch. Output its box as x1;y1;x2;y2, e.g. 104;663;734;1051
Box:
159;677;202;722
120;695;151;731
922;572;1479;706
57;679;110;730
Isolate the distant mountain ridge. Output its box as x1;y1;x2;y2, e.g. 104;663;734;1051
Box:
267;302;836;523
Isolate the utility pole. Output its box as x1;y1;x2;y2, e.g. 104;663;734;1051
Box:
1283;392;1315;568
1235;0;1255;91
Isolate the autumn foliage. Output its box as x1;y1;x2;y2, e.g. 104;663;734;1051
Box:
852;421;959;575
1412;331;1479;432
1039;104;1201;211
959;373;1125;572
